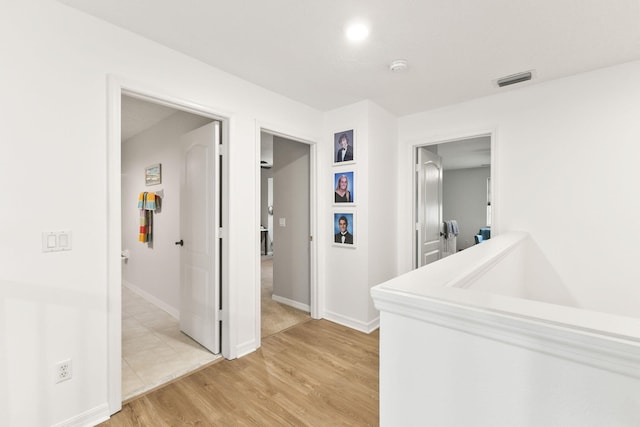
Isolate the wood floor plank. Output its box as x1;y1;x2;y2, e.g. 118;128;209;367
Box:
101;319;379;426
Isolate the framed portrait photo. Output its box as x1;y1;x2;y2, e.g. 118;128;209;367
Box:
333;170;355;205
145;163;162;186
333;211;356;248
333;129;355;165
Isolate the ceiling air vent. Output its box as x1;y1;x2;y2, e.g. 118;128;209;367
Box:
496;71;533;87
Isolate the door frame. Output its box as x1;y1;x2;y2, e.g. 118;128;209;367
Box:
255;124;319;346
106;76;230;414
411;130;498;269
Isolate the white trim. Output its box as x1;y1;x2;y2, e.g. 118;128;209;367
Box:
122;280;179;319
272;294;311;312
254;125;262;347
309;142;320;319
373;290;640;380
324;310;380;334
106;76;122;416
52;403;110;427
106;75;232;415
236;339;259;358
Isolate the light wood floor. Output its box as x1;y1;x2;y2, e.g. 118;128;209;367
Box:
261;256;311;338
101;319;379;426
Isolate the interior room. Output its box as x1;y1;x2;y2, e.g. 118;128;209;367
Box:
2;1;640;426
119;96;222;399
437;136;492;249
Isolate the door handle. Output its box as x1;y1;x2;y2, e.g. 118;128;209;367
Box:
175;239;184;246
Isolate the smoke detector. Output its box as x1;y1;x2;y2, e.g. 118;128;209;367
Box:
389;59;408;72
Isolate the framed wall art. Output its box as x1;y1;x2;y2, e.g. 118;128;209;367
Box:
333;211;356;247
145;163;162;186
333;129;355;165
333;171;355;205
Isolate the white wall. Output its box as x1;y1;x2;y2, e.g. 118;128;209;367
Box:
121;110;212;315
0;1;322;425
397;60;640;319
323;102;370;329
367;102;399;321
443;166;491;249
323;100;397;331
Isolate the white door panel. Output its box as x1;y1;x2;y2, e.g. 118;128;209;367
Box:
179;121;220;354
417;147;443;268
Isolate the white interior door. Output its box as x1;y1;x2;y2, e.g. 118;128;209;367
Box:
416;147;443;268
179;121;221;354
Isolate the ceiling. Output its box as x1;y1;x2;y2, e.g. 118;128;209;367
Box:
436;136;490;171
59;0;640;116
121;95;177;141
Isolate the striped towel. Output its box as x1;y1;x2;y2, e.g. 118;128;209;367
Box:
146;210;153;243
139;209;148;242
138;192;160;243
145;192;156;211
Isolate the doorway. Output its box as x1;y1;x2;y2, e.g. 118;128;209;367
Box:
414;135;493;269
107;80;229;414
259;130;315;339
120;96;223;399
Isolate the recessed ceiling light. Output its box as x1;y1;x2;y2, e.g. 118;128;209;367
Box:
346;22;369;42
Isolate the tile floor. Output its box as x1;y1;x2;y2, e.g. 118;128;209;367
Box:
121;286;220;401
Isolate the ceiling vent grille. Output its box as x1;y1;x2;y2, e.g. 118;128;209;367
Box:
496;71;533;87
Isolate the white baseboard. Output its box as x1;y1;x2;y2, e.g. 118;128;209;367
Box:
323;310;380;333
272;294;310;312
52;403;110;427
123;280;179;319
236;339;259;358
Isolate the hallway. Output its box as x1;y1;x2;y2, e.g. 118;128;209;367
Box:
104;319;379;426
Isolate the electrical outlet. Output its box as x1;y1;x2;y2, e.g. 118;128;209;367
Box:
55;359;72;383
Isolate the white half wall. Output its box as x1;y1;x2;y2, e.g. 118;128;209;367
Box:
397;60;640;319
379;310;640;427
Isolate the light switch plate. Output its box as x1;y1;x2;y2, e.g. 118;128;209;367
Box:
42;230;72;252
